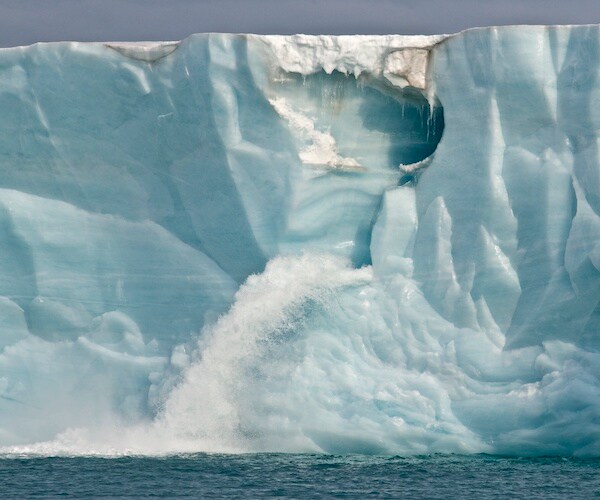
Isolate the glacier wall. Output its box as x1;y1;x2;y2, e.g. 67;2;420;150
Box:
0;26;599;456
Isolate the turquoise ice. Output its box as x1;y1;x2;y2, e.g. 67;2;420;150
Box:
0;26;599;456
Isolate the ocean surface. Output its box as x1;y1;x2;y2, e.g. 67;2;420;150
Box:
1;454;599;498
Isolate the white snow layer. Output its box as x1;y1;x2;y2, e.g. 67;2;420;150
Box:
258;34;447;88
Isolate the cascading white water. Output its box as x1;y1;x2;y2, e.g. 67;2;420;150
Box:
159;254;373;452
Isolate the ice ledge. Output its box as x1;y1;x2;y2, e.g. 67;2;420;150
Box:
4;26;594;90
257;34;448;90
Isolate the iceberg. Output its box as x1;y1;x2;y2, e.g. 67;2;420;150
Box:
0;25;599;456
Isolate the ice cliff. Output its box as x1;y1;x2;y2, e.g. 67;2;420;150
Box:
0;25;599;456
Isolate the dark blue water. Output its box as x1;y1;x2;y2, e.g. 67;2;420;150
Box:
1;454;599;498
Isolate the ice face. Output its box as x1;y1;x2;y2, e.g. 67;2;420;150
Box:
0;26;599;456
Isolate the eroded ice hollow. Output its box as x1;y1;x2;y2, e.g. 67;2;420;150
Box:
0;26;599;456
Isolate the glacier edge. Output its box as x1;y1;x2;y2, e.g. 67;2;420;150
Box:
0;26;599;456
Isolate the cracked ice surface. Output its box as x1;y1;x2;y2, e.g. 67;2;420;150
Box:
1;27;600;456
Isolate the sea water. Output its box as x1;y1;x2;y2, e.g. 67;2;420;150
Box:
1;454;599;498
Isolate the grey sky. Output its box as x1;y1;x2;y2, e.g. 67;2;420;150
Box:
0;0;598;47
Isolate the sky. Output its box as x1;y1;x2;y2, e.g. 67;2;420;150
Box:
0;0;598;47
